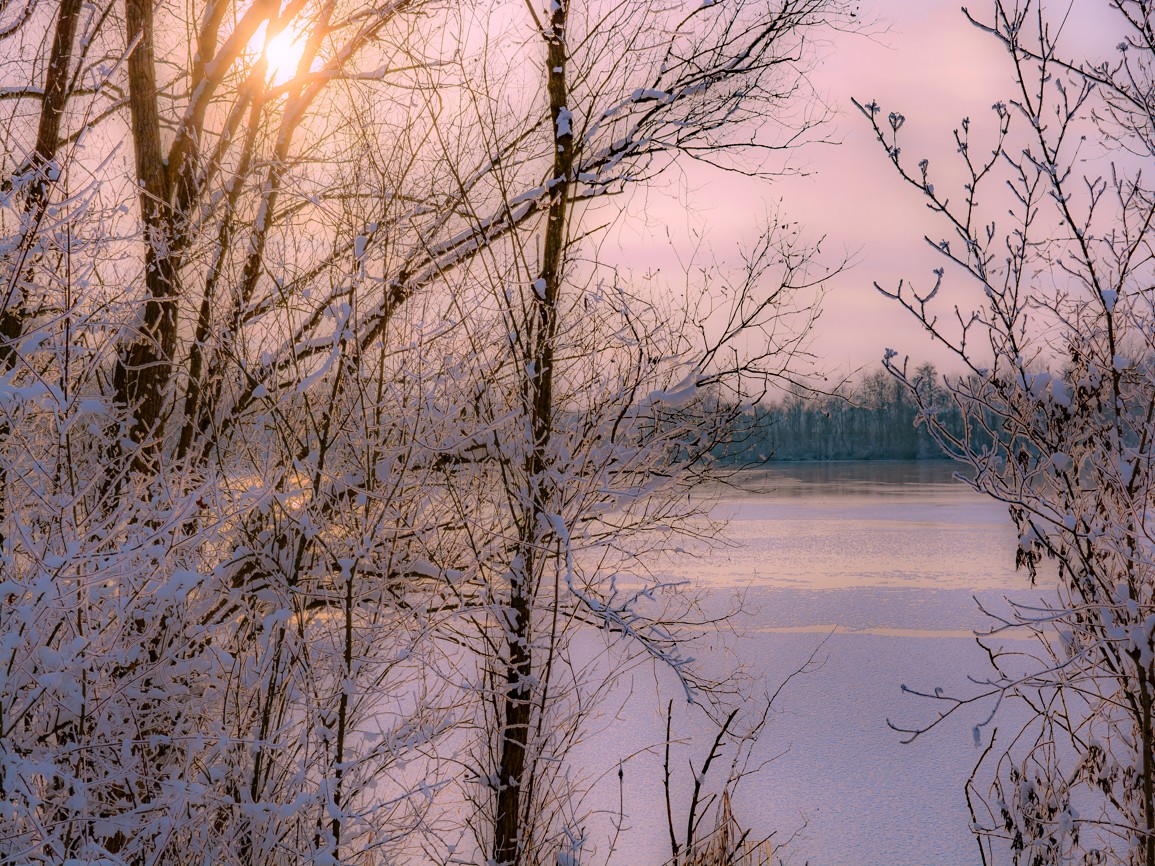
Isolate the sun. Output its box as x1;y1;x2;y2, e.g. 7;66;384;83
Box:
262;26;306;87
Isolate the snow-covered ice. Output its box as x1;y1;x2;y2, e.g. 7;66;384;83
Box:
576;462;1042;866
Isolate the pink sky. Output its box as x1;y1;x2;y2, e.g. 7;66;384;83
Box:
612;0;1122;381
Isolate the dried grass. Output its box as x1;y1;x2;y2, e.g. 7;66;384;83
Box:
670;791;775;866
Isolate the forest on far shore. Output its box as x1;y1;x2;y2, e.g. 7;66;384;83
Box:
717;363;972;462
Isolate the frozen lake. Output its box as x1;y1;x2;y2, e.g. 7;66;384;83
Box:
581;461;1046;866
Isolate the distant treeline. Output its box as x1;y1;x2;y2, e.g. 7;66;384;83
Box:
716;363;973;462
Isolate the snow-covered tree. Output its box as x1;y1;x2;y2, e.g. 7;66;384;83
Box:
858;2;1155;863
0;0;847;863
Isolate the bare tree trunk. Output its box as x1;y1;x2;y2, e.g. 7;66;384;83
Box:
0;0;83;367
115;0;178;470
8;0;82;271
0;0;82;545
492;3;574;864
